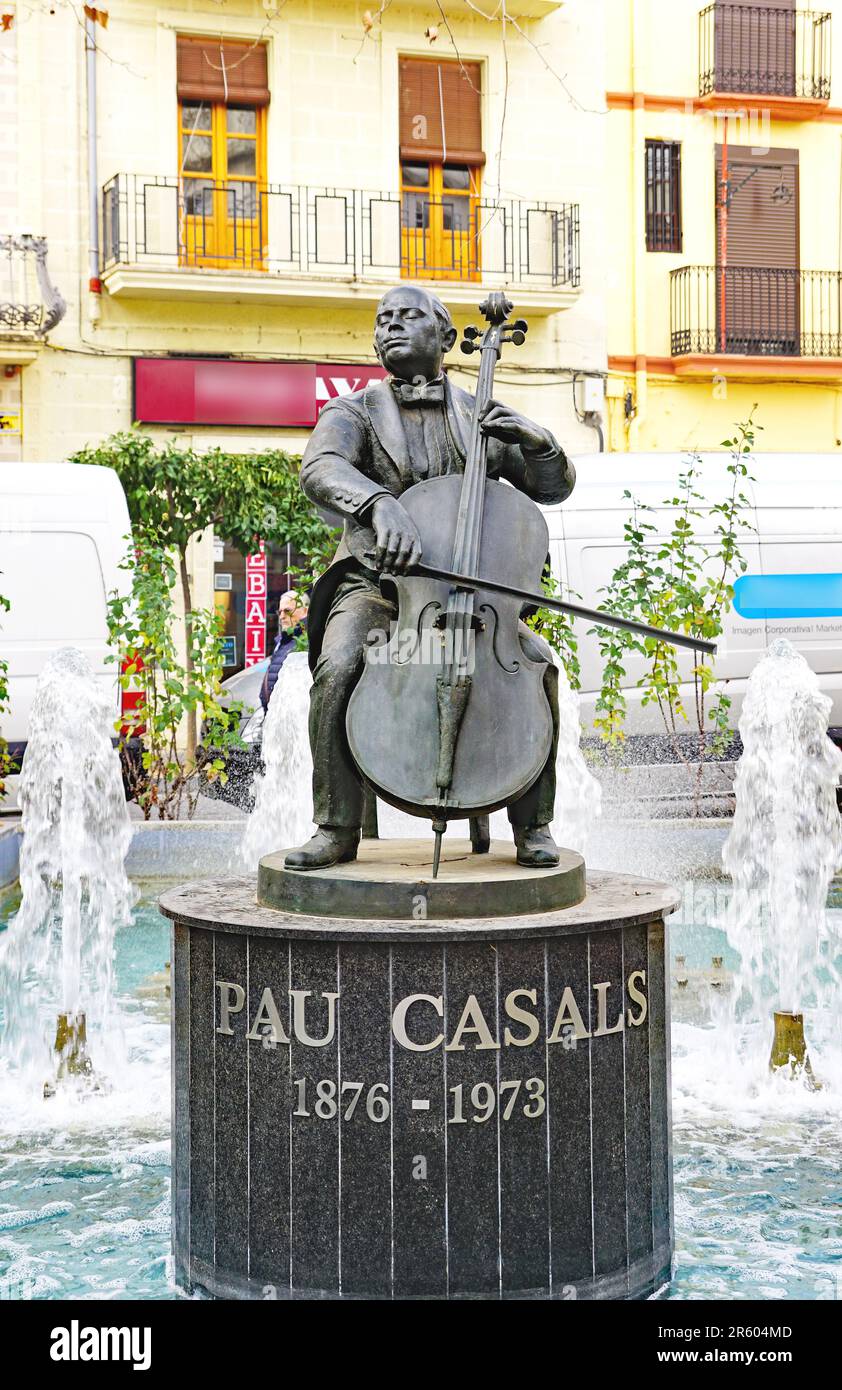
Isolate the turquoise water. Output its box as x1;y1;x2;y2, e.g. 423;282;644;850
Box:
0;892;173;1301
1;885;840;1301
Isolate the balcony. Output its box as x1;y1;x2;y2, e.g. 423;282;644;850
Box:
698;3;831;118
100;176;580;316
670;264;842;377
0;235;66;362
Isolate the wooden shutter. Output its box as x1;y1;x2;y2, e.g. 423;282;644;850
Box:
715;144;799;353
715;145;798;268
399;57;484;165
714;0;796;97
177;36;270;107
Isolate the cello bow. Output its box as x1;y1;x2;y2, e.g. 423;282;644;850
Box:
363;553;717;657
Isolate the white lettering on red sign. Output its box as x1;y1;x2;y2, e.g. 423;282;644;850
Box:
245;543;267;666
315;366;387;413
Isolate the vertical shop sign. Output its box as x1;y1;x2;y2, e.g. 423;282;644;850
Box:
245;543;267;666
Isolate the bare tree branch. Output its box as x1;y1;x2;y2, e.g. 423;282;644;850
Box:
433;2;483;92
501;2;608;116
459;0;608;115
350;0;394;64
493;4;509;198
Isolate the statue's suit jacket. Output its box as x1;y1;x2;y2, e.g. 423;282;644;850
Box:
300;374;576;668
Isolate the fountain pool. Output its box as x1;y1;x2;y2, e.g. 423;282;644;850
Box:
1;870;840;1302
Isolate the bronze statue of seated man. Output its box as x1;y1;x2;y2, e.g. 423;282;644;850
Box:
285;284;576;871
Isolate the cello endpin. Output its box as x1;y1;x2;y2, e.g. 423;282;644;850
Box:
431;817;447;879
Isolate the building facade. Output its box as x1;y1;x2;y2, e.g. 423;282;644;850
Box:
2;0;607;669
606;0;842;453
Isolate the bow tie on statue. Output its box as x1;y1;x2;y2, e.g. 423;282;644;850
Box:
392;378;445;406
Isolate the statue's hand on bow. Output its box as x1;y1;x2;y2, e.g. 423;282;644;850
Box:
371;495;423;574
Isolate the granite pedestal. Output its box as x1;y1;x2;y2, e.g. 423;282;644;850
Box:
160;839;678;1301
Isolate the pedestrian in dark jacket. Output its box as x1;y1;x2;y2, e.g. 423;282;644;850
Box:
260;590;309;712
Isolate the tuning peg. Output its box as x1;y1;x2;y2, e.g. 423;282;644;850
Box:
502;329;526;346
460;339;479;355
512;319;528;334
463;325;480;339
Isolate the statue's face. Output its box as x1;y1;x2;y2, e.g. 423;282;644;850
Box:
374;287;453;380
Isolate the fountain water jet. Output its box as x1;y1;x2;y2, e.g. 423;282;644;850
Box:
240;650;315;866
241;649;601;864
723;638;842;1086
0;647;133;1096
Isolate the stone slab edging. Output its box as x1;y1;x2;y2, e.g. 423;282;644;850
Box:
0;819;22;889
126;819;247;878
1;818;249;890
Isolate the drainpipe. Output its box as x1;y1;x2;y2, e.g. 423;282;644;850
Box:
719;120;728;352
629;0;647;449
85;16;102;324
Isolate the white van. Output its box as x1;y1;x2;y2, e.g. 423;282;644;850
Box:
0;463;132;811
542;452;842;805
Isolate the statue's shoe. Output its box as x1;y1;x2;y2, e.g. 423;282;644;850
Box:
284;827;361;871
513;825;561;868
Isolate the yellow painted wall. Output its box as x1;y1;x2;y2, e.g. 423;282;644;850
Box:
606;0;842;455
0;0;614;629
13;0;609;496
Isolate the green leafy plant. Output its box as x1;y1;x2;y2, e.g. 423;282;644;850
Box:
526;569;582;691
107;537;245;820
72;431;337;756
592;414;757;805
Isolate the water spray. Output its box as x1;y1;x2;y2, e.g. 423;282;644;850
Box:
0;648;132;1098
724;639;842;1087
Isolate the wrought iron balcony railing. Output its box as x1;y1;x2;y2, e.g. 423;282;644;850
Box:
699;3;831;101
101;175;580;290
670;265;842;357
0;235;66;336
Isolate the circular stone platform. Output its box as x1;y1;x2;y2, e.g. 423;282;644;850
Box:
161;866;679;1301
258;837;586;919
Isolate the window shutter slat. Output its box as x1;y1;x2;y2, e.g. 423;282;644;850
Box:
715;145;799;268
177;36;270;106
399;57;484;165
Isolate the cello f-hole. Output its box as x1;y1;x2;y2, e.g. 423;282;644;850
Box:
391;598;443;667
478;603;520;674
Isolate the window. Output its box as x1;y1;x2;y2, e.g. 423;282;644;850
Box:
398;58;485;280
176;36;269;269
645;140;682;253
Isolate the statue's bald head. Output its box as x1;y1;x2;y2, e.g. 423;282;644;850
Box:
374;284;457;380
377;285;454;335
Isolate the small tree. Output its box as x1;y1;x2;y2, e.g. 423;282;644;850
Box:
71;432;336;757
107;537;245;820
593;416;757;807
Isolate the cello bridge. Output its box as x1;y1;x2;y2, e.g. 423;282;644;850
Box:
433;613;485;633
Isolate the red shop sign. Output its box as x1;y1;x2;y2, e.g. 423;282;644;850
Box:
245;545;267;667
134;358;386;427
